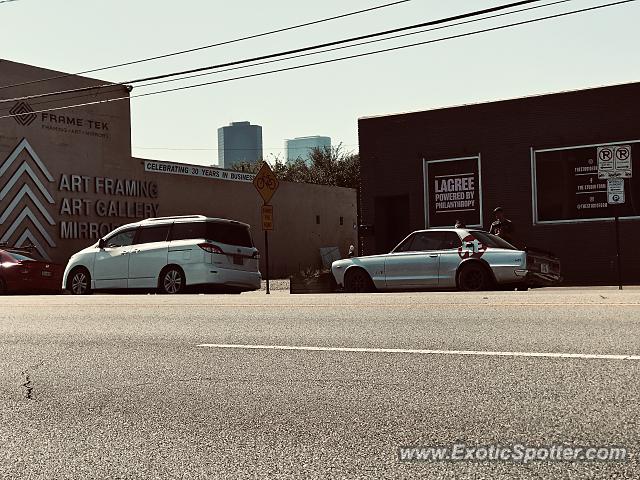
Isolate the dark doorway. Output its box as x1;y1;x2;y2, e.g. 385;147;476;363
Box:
374;195;411;254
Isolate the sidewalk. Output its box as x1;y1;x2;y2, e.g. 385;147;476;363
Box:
259;279;290;292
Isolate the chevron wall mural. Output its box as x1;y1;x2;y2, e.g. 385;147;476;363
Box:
0;138;56;260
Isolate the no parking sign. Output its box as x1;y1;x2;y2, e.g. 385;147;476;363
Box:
598;145;633;179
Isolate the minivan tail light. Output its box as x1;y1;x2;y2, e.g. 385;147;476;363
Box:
198;243;224;254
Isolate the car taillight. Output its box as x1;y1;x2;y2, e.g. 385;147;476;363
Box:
198;243;224;254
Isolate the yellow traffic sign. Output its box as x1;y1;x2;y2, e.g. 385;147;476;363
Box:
253;162;279;204
261;205;274;231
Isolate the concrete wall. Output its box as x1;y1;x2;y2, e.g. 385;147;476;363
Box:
138;160;357;277
0;59;356;279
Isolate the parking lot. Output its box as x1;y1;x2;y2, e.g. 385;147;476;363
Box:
2;288;640;478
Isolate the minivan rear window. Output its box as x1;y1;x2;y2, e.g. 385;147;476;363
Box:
136;225;170;244
171;222;205;241
171;221;253;247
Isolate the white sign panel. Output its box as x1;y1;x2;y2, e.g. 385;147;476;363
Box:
614;145;632;178
607;178;625;204
144;160;255;183
597;146;614;178
598;145;632;179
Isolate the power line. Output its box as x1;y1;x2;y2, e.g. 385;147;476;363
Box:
134;0;574;90
2;0;636;121
7;0;573;113
132;145;359;151
0;0;548;105
0;0;413;91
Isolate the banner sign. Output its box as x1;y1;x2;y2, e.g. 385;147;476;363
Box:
144;159;255;183
533;141;639;223
424;156;482;228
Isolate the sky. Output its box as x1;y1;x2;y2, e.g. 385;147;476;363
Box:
1;0;639;166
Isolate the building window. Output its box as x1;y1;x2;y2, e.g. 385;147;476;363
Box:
339;216;344;225
532;141;640;224
316;215;320;224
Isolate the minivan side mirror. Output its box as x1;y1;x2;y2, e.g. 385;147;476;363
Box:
98;238;106;249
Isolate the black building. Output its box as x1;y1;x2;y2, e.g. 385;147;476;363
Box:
358;83;640;285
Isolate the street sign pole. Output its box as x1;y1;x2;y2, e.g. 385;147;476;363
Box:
253;163;279;296
264;229;270;295
615;213;622;291
601;145;632;291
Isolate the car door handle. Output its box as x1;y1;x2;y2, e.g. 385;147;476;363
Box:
429;254;439;258
121;251;129;256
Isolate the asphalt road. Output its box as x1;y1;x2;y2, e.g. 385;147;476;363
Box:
2;288;640;479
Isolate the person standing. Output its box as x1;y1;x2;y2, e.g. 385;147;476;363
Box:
489;207;515;244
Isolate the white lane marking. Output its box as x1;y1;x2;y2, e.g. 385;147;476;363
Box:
197;344;640;361
7;302;640;308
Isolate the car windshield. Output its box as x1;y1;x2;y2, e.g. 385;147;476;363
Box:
7;252;36;262
468;231;517;250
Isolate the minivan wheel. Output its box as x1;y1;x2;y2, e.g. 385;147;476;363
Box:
458;263;490;291
160;267;185;294
68;268;91;295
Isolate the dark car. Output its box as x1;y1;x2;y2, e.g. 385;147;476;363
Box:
0;248;63;295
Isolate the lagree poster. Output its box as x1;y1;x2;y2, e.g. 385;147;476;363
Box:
424;156;482;228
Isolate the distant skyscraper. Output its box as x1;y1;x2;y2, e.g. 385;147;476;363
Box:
218;121;263;169
285;136;331;165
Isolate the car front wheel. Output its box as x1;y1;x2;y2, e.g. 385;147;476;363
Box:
68;268;92;295
160;267;185;294
344;268;373;293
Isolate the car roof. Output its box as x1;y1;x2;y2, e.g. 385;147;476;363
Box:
411;228;489;233
109;215;251;234
141;215;250;228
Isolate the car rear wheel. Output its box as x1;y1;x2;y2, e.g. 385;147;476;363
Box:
458;263;491;291
344;268;373;293
0;277;7;295
159;267;185;294
68;268;91;295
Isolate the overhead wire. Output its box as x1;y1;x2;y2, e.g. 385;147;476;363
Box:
3;0;573;114
2;0;636;121
0;0;414;91
0;0;549;104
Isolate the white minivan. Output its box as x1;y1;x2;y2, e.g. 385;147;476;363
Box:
63;215;261;294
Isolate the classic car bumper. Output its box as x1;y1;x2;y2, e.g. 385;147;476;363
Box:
524;270;562;287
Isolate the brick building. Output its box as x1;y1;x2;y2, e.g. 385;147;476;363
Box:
358;83;640;285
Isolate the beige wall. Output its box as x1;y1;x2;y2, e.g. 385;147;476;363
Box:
0;59;356;278
142;163;357;276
